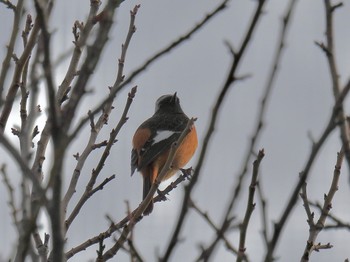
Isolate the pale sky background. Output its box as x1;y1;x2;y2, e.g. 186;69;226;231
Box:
1;0;350;261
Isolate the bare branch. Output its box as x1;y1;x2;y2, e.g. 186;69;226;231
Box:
0;0;16;10
61;0;122;132
300;179;315;228
237;149;265;261
264;86;346;261
33;232;50;261
321;0;350;182
162;1;267;260
62;3;139;217
308;201;350;230
153;168;193;204
0;0;25;105
301;149;344;261
0;17;40;133
0;164;19;228
190;199;241;261
65;87;136;231
0;133;44;194
56;0;101;102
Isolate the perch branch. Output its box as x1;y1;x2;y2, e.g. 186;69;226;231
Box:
100;118;196;260
66;118;196;259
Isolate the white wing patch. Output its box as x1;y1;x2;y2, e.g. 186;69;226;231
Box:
153;130;177;144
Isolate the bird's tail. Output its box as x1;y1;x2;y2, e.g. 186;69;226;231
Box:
143;174;153;215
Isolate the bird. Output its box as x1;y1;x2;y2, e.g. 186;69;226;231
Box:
131;92;198;215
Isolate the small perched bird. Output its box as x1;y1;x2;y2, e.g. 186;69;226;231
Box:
131;93;198;215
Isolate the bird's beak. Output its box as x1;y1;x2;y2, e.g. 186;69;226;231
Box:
171;92;177;103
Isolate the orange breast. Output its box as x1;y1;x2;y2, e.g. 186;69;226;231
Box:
153;125;198;181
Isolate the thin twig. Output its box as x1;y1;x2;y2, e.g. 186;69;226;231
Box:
190;199;241;260
0;0;25;106
237;149;265;262
63;4;139;216
300;179;315;228
309;201;350;230
0;164;19;228
56;0;101;102
153;168;192;204
320;0;350;183
61;0;122;132
0;17;40;133
33;232;50;262
0;133;43;194
300;149;344;261
65;87;136;231
256;181;269;248
0;0;16;10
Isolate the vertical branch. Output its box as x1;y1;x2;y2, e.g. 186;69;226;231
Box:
0;18;40;133
319;0;350;180
257;181;269;248
62;4;140;220
56;0;101;102
34;1;67;261
161;1;266;261
19;14;34;161
237;149;265;262
0;0;25;106
34;0;59;133
0;164;19;228
61;0;122;131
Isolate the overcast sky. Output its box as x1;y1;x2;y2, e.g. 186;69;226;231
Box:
1;0;350;261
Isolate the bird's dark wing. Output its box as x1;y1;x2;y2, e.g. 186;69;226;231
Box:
137;131;181;171
131;148;138;176
132;113;189;172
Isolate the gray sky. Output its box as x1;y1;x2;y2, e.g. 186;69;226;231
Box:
1;0;350;261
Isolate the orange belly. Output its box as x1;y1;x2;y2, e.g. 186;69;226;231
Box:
150;125;198;182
